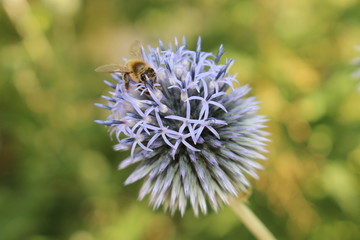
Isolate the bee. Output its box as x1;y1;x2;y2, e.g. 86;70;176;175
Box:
95;41;157;91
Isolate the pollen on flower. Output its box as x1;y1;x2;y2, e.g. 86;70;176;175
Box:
95;37;269;216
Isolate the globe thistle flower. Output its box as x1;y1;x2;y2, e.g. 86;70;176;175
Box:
95;37;269;216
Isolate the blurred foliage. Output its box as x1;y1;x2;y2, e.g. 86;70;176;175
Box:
1;0;360;240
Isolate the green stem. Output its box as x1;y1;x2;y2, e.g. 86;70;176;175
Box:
229;199;277;240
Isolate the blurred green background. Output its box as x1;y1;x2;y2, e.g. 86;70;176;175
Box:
1;0;360;239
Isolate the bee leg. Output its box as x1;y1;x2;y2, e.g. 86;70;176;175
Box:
152;77;162;90
139;81;150;95
145;78;162;91
145;79;153;88
124;73;130;90
151;79;162;90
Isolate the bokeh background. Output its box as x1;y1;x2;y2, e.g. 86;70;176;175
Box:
1;0;360;239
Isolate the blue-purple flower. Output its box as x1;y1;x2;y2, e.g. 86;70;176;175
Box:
95;37;269;216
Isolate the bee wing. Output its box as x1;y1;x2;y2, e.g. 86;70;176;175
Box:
129;40;144;60
95;64;131;73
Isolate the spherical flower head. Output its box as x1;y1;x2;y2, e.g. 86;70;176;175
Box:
352;45;360;91
95;37;269;216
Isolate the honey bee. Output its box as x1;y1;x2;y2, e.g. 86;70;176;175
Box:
95;41;157;91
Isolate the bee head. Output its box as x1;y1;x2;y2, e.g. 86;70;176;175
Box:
144;67;157;83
